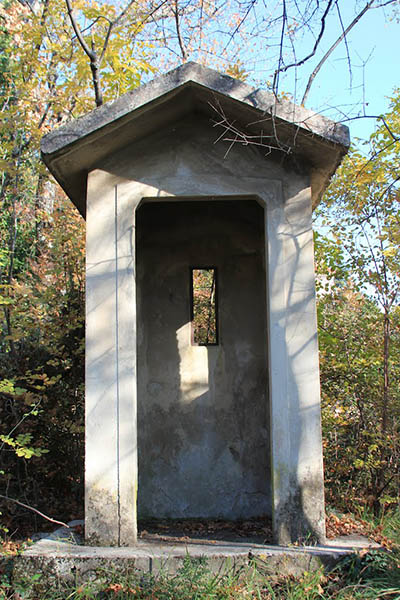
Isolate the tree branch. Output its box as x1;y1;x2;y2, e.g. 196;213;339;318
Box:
336;2;352;90
65;0;104;106
272;0;287;96
112;0;136;29
302;0;376;105
0;495;70;528
273;0;334;79
223;0;257;52
99;0;136;62
65;0;95;60
173;0;187;61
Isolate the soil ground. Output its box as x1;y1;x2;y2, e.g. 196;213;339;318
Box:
138;517;273;546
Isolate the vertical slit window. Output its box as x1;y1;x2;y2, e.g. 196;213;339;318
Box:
191;267;218;345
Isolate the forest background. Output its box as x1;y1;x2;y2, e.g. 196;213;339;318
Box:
0;0;399;538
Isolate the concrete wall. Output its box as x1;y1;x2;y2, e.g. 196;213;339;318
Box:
136;200;269;519
85;113;325;545
86;171;137;546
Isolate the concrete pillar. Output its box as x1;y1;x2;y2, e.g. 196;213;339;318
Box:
266;185;326;545
85;171;137;546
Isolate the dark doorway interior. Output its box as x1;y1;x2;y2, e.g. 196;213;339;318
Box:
136;199;270;520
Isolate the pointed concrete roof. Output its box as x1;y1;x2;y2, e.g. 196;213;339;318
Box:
41;62;350;218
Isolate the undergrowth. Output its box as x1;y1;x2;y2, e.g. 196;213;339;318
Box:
1;510;400;600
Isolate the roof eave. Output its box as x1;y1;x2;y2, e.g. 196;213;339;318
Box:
41;62;350;218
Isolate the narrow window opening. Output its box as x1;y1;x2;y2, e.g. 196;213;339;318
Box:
191;267;218;345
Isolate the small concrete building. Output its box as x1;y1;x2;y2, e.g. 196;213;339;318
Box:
41;63;349;547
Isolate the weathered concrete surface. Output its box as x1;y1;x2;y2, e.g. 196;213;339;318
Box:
85;161;137;546
267;176;325;545
325;535;380;549
84;113;326;545
41;62;349;216
31;520;84;544
11;537;361;593
136;200;269;519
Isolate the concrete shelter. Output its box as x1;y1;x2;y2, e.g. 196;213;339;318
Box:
41;62;349;547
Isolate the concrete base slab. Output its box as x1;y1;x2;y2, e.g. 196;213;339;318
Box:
11;536;377;592
324;535;380;550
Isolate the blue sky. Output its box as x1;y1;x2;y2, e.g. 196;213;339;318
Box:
227;1;400;145
288;3;399;143
144;1;398;145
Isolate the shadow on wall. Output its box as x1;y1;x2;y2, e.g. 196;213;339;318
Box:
85;114;324;541
136;200;270;520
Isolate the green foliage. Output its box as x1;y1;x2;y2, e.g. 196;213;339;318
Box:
192;268;217;345
0;379;26;396
0;0;398;542
0;193;86;532
331;549;400;599
0;432;48;459
320;91;400;309
317;90;400;515
0;0;157;534
317;248;400;513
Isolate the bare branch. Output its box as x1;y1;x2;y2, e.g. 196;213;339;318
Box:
223;0;257;52
333;113;400;143
0;495;70;528
173;0;187;61
273;0;335;81
272;0;287;96
374;0;399;6
302;0;377;105
209;99;293;156
335;2;352;91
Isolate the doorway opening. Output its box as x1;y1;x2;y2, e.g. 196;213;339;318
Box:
136;198;270;525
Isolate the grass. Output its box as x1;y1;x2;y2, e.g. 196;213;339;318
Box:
2;549;400;600
1;510;400;600
381;510;400;547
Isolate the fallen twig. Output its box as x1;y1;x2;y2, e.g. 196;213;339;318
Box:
0;494;70;528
